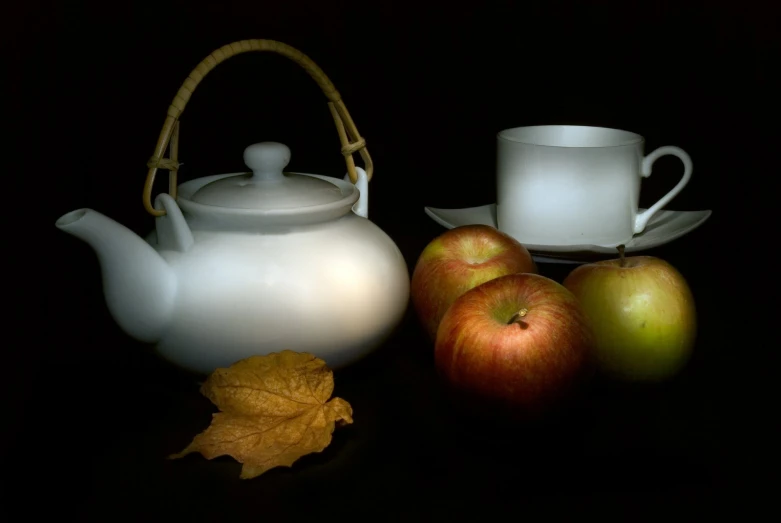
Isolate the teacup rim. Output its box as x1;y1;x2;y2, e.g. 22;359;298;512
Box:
497;124;645;148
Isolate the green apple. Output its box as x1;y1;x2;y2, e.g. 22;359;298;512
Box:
562;254;697;382
411;225;537;341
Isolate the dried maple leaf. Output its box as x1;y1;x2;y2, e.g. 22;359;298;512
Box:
170;350;353;479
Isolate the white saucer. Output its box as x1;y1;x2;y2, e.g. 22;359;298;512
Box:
424;204;712;264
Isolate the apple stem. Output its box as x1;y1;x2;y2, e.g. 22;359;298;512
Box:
618;244;626;267
508;308;529;327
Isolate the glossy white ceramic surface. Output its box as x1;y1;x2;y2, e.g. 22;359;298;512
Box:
496;125;693;247
55;143;410;374
424;203;711;260
192;142;347;210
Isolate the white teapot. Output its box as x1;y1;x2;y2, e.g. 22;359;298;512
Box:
54;40;410;374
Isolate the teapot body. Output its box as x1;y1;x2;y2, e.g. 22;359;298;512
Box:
147;209;409;374
55;36;408;376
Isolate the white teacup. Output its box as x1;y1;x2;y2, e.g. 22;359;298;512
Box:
496;125;693;247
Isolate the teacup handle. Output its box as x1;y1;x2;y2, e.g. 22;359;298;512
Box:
634;146;693;233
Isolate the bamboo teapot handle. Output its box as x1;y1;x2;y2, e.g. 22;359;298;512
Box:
143;39;372;217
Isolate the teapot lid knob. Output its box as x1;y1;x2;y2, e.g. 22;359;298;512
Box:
244;142;290;181
190;140;347;210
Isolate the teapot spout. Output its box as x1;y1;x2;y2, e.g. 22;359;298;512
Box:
56;209;177;343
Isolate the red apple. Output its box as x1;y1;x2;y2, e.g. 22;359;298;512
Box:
411;225;537;341
562;255;697;382
435;273;593;414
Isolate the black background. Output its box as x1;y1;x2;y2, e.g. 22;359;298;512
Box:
5;0;777;519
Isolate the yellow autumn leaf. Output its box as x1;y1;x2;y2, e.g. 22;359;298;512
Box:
170;350;353;479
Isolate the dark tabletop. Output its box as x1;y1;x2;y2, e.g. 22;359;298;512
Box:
7;0;774;519
9;227;760;520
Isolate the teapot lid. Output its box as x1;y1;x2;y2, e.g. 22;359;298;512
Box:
190;142;345;210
